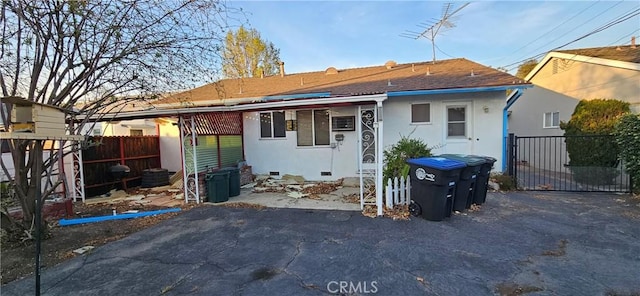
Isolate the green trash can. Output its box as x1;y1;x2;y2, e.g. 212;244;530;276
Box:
439;154;486;211
219;167;241;197
205;171;230;203
467;155;497;205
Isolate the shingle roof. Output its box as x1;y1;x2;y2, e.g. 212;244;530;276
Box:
158;58;528;105
556;45;640;63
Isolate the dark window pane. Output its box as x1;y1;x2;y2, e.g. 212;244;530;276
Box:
314;110;330;145
411;104;430;123
448;107;465;121
260;112;272;138
297;110;313;146
447;106;466;137
273;111;286;137
448;123;465;137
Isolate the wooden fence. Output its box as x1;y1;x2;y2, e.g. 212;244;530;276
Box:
82;136;161;197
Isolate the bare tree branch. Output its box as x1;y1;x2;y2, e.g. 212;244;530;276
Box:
0;0;246;238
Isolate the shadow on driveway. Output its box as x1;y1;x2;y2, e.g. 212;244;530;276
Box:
3;191;640;295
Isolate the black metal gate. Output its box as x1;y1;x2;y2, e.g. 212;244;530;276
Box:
507;134;632;192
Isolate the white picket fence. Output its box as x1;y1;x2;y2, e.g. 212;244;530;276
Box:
384;176;411;209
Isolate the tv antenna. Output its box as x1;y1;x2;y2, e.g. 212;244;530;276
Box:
401;2;470;63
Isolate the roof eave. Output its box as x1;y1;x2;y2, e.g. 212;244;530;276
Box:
386;84;532;97
525;51;640;81
81;93;388;122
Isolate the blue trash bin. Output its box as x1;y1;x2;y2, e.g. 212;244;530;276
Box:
406;157;466;221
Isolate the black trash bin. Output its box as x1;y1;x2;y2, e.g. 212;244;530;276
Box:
406;157;466;221
467;155;497;205
219;167;241;197
439;154;486;211
205;171;230;203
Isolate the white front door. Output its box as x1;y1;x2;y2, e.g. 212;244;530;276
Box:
443;102;473;154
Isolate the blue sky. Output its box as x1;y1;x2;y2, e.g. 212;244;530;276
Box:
228;1;640;74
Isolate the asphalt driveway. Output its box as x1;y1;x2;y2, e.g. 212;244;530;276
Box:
3;191;640;295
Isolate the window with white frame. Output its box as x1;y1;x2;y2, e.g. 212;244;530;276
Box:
296;109;330;146
543;111;559;128
447;106;466;137
260;111;286;138
411;103;431;123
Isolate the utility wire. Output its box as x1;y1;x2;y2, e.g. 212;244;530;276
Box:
502;0;601;61
510;1;625;63
516;29;639;80
552;9;639;50
503;7;640;71
609;29;640;45
435;44;456;59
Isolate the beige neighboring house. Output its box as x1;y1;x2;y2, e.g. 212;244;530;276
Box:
509;42;640;137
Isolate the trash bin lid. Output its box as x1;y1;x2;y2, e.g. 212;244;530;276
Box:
438;154;486;166
406;157;466;170
207;171;230;177
465;155;497;165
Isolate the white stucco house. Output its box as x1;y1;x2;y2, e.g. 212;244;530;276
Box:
508;43;640;138
88;58;530;209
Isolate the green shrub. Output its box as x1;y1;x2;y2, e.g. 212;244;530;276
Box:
560;99;630;185
615;113;640;193
383;136;432;181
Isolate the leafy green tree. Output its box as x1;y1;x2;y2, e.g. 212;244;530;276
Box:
222;26;281;78
615;114;640;193
515;59;538;80
560;99;630;185
0;0;241;241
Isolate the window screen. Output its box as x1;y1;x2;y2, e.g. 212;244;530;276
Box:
260;112;272;138
447;106;466;137
273;111;286;137
296;110;313;146
411;104;431;123
544;111;559;128
260;111;286;138
296;109;330;146
314;110;330;145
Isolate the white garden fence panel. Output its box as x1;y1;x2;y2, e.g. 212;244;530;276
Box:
384;176;411;209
